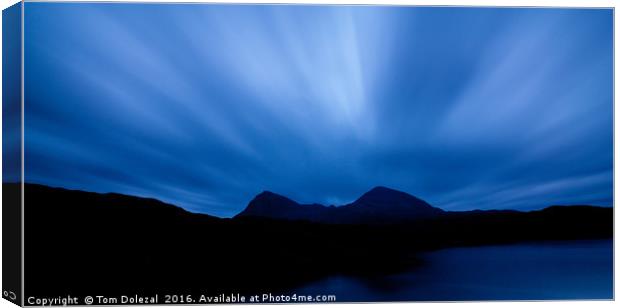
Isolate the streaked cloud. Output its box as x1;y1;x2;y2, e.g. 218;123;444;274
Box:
22;4;612;217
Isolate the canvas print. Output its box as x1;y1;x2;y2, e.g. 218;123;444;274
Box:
2;2;614;306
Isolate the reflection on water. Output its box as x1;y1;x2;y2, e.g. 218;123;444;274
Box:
293;240;613;301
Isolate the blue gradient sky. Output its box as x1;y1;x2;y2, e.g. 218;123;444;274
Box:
22;4;612;217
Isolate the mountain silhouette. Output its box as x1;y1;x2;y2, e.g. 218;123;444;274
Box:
11;182;611;301
342;186;445;219
238;191;333;221
235;186;444;223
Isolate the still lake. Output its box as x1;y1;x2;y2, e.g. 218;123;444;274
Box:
293;240;613;301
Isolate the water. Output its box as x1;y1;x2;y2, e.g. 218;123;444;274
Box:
293;240;613;301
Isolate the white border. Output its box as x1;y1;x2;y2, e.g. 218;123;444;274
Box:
2;0;614;7
0;1;616;308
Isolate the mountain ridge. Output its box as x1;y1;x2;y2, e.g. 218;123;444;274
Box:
17;182;612;221
237;186;457;224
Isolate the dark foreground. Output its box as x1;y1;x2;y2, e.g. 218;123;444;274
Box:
11;183;612;303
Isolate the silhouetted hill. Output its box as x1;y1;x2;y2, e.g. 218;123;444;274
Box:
236;186;444;223
13;183;612;302
22;183;220;227
237;190;333;221
341;186;445;221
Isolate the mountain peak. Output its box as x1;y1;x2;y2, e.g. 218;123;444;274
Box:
235;190;332;221
236;186;444;223
256;190;286;199
369;185;393;192
366;186;403;195
357;186;423;203
349;186;444;217
248;190;297;207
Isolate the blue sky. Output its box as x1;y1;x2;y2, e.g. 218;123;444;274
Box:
22;4;612;217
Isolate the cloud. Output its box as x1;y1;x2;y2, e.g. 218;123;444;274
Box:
22;4;612;217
